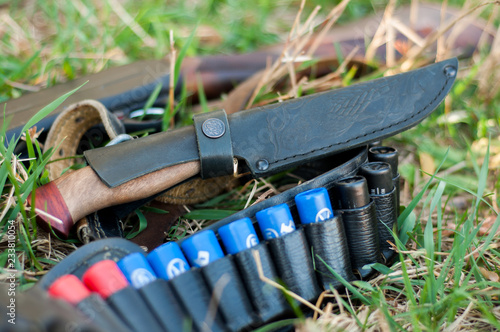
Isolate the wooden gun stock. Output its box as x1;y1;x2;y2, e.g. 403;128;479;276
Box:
32;162;200;237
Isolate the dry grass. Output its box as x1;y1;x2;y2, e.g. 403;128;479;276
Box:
295;246;500;331
1;0;500;330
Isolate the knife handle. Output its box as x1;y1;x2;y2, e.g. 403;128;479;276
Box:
31;162;200;238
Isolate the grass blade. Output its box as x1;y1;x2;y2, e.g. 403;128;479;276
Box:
315;255;371;305
19;82;87;138
183;209;236;220
126;209;148;239
138;82;163;121
398;148;450;231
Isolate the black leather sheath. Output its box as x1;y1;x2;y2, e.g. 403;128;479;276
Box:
84;58;457;187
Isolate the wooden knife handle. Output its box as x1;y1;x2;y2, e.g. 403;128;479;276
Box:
31;161;200;237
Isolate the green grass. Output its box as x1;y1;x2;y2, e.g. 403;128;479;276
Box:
312;148;500;330
1;0;500;330
0;83;83;280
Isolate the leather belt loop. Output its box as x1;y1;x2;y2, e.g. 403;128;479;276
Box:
193;109;234;179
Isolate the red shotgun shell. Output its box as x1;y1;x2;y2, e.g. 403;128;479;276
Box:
82;260;129;299
48;274;91;305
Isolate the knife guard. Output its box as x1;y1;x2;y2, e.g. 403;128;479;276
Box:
105;286;164;332
200;255;258;332
369;187;398;262
75;293;132;332
138;279;191;332
302;215;356;290
337;201;383;279
266;228;322;303
233;242;289;323
168;268;226;332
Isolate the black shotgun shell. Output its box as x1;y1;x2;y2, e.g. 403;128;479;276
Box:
359;162;394;195
368;146;398;178
335;176;370;209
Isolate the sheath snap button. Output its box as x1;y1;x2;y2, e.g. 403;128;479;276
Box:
256;159;269;171
443;65;457;78
202;118;225;138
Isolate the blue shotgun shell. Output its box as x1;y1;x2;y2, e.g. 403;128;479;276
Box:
181;230;225;268
147;242;190;280
117;252;157;288
255;203;296;240
218;217;260;255
295;187;334;224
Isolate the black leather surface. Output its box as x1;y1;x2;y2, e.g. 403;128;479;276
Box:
371;188;398;261
267;229;322;302
85;125;199;187
78;208;125;244
193;109;235;178
233;243;288;323
107;287;164;332
303;216;356;289
168;269;227;332
139;280;191;332
201;256;257;331
233;59;457;177
393;173;401;211
340;202;383;278
76;294;132;332
84;58;457;188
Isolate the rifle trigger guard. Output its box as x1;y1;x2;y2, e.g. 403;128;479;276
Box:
193;109;234;179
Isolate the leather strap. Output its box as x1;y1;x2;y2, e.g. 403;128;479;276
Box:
193;109;234;178
43;99;125;180
76;209;125;243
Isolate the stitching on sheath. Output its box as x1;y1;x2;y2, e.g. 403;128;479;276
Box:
269;76;450;166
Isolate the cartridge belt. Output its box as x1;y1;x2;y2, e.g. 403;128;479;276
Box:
38;144;401;332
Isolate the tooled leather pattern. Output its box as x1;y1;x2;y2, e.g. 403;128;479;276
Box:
266;68;448;164
230;60;455;177
43;100;123;180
